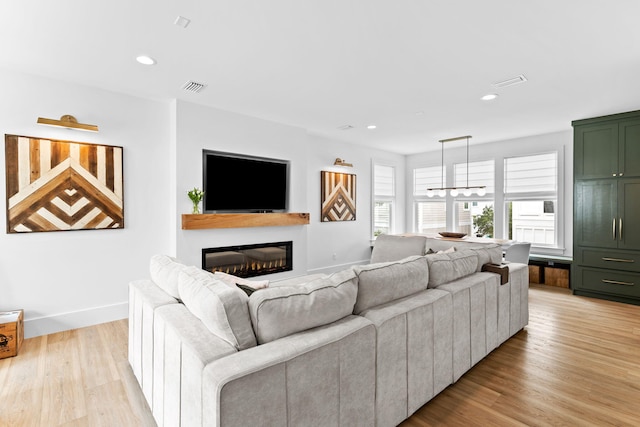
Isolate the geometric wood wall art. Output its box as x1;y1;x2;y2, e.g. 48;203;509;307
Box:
320;171;356;222
4;134;124;233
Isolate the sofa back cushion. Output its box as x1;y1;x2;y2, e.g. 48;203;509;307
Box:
149;254;187;299
469;244;502;271
353;255;429;314
370;234;427;263
425;240;502;272
426;249;479;288
178;266;257;350
248;269;358;344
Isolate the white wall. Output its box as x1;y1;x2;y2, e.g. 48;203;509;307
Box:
171;101;407;277
406;130;573;256
0;69;172;338
172;100;312;279
305;134;406;274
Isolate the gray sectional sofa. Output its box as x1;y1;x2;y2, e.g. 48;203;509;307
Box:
128;234;529;427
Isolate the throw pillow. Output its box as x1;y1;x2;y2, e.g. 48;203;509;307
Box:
237;283;259;296
248;269;358;344
178;266;257;350
214;271;269;289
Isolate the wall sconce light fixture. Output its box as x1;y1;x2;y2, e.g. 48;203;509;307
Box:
37;115;99;132
334;158;353;167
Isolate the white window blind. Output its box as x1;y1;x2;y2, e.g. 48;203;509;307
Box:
414;165;444;196
454;160;494;194
504;152;557;195
374;165;395;197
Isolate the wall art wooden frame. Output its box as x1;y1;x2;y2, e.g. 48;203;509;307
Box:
321;171;356;222
4;134;124;233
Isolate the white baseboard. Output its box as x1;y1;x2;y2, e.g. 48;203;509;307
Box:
307;259;369;275
24;302;128;339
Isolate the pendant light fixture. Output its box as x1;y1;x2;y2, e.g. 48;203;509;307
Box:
426;135;486;197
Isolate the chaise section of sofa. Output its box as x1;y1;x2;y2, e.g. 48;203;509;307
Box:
129;256;378;427
202;315;376;426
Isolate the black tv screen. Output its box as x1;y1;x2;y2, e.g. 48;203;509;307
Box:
203;150;289;213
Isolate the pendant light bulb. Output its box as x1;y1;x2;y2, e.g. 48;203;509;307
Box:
450;188;459;197
438;189;447;197
463;188;472;197
477;187;487;197
426;189;434;198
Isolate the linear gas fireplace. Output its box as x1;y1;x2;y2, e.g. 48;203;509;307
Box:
202;241;293;278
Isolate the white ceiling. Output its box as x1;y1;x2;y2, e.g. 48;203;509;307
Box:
2;1;640;154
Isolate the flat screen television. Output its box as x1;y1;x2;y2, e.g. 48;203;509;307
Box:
203;150;289;213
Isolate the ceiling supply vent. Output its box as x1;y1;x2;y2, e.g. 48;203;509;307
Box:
182;81;207;93
337;124;354;131
492;74;527;88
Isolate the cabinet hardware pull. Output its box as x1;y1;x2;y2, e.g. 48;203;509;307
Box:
620;218;623;240
613;218;616;240
601;257;635;263
602;279;634;286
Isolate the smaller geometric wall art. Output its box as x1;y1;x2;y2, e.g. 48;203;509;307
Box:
4;134;124;233
321;171;356;222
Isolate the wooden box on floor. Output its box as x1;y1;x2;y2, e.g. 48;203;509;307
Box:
0;310;24;359
528;265;542;284
545;267;569;288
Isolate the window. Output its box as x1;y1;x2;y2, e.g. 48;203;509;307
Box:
454;160;494;237
504;152;558;246
373;164;395;237
413;165;446;233
456;201;494;237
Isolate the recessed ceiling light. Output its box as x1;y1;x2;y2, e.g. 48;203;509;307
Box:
174;16;191;28
367;125;377;130
481;93;499;101
136;55;156;65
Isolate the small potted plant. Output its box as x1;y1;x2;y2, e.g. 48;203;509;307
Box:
188;187;205;214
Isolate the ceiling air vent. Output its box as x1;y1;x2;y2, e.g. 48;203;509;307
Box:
337;124;354;130
492;74;527;89
182;81;207;93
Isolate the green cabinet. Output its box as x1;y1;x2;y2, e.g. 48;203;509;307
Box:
575;178;640;249
574;116;640;179
573;110;640;305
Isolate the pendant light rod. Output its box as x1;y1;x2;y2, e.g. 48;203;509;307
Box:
426;135;486;197
438;135;472;143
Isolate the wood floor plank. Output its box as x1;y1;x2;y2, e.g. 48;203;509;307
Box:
0;284;639;426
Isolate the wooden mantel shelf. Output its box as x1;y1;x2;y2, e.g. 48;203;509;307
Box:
182;212;310;230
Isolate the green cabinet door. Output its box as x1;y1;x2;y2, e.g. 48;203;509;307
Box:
618;178;640;249
574;123;618;179
575;180;617;248
619;119;640;178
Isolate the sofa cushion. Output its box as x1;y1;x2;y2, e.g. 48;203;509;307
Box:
353;255;429;314
370;234;427;263
426;249;479;288
469;243;502;271
178;266;257;350
149;254;187;299
248;269;358;344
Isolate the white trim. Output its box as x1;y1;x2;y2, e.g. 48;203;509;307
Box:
24;301;128;339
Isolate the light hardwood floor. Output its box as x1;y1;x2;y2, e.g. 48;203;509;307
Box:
1;285;639;426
